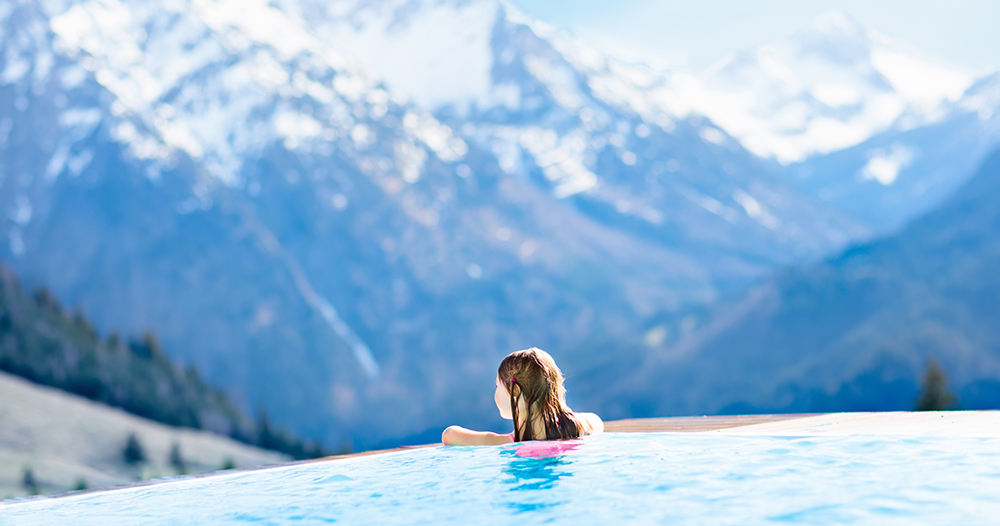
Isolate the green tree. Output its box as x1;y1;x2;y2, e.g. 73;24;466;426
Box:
106;331;122;351
22;467;39;495
123;432;147;464
74;478;88;491
169;441;186;474
0;260;318;458
32;287;60;314
915;358;958;411
220;457;236;470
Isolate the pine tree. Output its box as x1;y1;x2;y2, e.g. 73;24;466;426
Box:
915;358;958;411
22;467;39;495
106;331;122;351
123;432;147;464
169;441;186;474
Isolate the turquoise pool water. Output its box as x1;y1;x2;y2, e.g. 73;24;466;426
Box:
3;432;999;524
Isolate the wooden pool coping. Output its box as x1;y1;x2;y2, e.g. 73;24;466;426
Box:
298;413;821;463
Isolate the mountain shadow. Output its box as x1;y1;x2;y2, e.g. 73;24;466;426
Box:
619;147;1000;416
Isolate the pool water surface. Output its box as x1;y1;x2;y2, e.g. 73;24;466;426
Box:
2;432;998;525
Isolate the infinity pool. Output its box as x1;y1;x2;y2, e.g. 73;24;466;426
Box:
3;433;998;524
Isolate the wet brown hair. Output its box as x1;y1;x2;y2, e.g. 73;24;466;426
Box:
498;347;581;442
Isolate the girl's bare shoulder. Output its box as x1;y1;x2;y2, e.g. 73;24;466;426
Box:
574;412;604;435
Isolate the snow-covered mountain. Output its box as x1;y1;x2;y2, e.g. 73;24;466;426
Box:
276;0;867;279
684;11;973;165
787;71;1000;231
666;10;1000;232
0;0;474;384
0;0;745;446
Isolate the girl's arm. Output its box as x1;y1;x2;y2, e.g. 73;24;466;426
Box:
441;425;514;446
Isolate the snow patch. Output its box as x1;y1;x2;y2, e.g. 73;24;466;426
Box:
733;190;780;230
9;195;32;225
870;48;971;106
860;143;915;185
699;127;726;145
8;228;25;256
812;84;860;107
297;0;502;112
677;185;739;223
517;127;598;198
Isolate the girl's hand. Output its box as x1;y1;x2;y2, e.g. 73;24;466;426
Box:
441;425;514;446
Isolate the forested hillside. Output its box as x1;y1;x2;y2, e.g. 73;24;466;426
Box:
0;260;326;459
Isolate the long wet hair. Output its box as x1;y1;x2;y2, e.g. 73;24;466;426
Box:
498;347;581;442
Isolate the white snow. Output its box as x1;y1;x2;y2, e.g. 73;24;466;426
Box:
870;47;971;106
699;127;726;145
41;0;466;191
859;143;915;185
676;184;739;224
513;126;598;198
286;0;504;113
1;52;31;85
812;84;860;107
274;0;691;203
394;138;428;183
685;11;974;164
8;195;32;225
8;228;25;256
733;189;780;230
523;53;585;110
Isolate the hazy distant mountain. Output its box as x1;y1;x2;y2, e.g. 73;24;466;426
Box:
615;149;1000;418
685;10;999;232
690;11;973;165
788;72;1000;231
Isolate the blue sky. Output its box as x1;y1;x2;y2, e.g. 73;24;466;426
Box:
508;0;1000;74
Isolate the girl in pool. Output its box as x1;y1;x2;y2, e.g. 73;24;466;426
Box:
442;347;604;445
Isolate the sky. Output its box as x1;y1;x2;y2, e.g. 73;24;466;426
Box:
507;0;1000;75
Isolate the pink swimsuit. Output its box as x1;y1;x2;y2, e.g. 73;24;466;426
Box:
507;432;582;458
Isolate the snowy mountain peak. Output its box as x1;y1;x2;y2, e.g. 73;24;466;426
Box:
959;71;1000;121
689;11;973;164
800;10;866;38
272;0;505;113
30;0;468;188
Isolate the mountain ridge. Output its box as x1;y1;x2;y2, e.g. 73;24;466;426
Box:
614;148;1000;417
